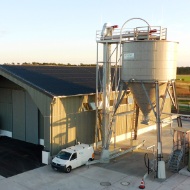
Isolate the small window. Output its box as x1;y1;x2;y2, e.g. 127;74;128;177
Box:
70;153;77;160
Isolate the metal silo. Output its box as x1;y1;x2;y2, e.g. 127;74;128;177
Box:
122;40;178;123
96;18;179;179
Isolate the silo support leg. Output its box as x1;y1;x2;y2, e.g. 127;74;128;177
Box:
134;104;139;140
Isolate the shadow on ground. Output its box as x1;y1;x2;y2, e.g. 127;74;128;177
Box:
0;136;45;178
95;149;175;180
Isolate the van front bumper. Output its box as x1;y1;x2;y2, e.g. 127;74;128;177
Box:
51;162;66;171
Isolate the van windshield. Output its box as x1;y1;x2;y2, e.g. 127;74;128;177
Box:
56;151;71;160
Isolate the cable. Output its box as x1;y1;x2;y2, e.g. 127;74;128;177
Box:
144;153;151;174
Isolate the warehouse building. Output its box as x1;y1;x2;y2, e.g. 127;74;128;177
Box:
0;65;171;155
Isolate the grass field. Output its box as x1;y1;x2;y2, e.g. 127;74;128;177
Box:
175;75;190;113
176;75;190;97
179;100;190;104
176;75;190;82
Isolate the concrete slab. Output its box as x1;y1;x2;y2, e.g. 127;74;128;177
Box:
0;163;189;190
11;165;80;190
0;178;29;190
179;166;190;177
160;173;189;189
39;173;101;190
0;175;5;180
114;175;150;190
177;176;190;190
75;165;127;183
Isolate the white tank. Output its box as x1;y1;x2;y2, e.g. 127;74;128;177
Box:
121;40;178;123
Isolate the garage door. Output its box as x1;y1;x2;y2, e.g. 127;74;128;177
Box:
12;90;38;144
0;88;13;134
25;93;38;144
12;90;25;141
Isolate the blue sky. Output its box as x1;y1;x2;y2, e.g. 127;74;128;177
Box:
0;0;190;66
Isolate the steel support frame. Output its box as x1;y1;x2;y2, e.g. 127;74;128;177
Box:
140;80;175;178
96;41;128;157
167;80;182;127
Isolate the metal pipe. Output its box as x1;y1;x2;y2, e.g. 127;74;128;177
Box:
95;43;99;149
155;82;162;161
102;42;111;149
50;97;56;156
119;18;150;44
160;82;170;115
134;104;140;140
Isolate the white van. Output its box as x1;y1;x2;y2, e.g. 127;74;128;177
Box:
51;144;94;173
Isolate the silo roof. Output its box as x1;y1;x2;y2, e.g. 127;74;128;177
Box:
0;65;98;97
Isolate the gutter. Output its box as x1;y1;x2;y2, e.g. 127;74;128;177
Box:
50;97;56;156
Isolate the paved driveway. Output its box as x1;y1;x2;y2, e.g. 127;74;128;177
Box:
0;120;189;190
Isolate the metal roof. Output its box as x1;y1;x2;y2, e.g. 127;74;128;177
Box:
0;65;97;97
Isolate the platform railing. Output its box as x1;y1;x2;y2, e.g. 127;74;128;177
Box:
96;26;167;42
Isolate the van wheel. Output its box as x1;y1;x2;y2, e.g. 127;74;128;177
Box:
65;166;71;173
88;158;94;161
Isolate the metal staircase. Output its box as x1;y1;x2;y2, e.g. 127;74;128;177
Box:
168;125;190;172
168;149;183;172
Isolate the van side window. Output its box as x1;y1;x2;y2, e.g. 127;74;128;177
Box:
70;153;77;160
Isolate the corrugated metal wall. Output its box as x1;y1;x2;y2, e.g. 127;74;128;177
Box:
51;94;131;155
115;104;130;136
51;93;172;155
51;95;96;155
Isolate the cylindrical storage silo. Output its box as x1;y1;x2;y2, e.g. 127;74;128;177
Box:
122;41;178;81
121;41;178;123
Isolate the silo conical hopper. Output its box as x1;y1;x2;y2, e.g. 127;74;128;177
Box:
121;40;178;123
128;82;167;123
